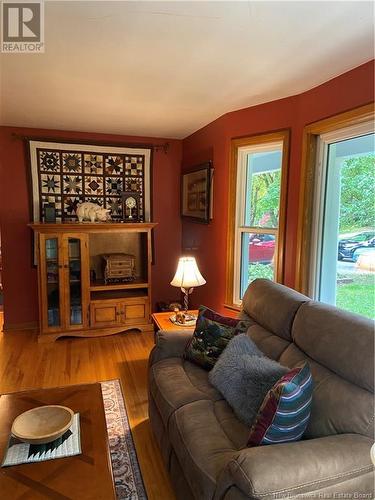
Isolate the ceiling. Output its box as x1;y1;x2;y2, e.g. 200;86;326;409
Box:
0;1;373;139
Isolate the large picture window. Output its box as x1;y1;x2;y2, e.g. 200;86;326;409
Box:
226;131;289;307
296;104;374;320
309;122;374;319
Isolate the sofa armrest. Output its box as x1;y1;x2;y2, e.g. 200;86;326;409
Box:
215;434;374;500
149;329;193;366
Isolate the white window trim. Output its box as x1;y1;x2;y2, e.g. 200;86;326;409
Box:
233;141;283;306
309;120;375;299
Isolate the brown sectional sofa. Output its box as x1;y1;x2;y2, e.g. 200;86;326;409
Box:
148;279;374;499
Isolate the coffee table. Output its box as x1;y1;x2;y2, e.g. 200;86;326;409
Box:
0;383;116;499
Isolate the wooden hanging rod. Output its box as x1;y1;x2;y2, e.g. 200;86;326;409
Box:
10;132;170;154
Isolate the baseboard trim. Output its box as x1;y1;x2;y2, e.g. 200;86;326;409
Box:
3;321;38;332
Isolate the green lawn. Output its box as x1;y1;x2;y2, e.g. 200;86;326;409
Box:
246;264;375;320
336;274;375;320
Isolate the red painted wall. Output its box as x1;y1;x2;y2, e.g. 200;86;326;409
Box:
0;127;182;329
182;60;375;313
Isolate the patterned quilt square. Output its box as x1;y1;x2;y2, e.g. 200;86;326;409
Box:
105;155;124;176
85;176;104;195
41;194;62;211
125;156;144;177
41;174;61;194
84;154;104;174
105;177;124;195
39;151;60;172
83;196;105;208
63;175;83;195
62;152;82;173
41;194;62;221
125;177;143;193
63;196;82;218
105;196;122;218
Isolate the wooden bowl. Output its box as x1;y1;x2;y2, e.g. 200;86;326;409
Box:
11;405;74;444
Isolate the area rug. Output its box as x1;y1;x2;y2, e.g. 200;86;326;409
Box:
101;380;147;500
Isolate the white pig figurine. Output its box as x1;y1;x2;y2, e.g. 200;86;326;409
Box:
76;202;111;223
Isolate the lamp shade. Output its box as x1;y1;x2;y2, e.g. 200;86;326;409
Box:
170;257;206;289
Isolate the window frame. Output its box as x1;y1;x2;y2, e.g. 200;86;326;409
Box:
295;103;375;295
225;130;290;309
309;121;375;302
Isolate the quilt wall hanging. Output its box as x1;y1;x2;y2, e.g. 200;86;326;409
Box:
28;140;152;222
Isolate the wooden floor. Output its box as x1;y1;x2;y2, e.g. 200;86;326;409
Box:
0;313;175;500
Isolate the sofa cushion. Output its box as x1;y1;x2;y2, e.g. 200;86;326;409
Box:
248;363;313;446
149;330;193;367
184;306;251;370
241;279;309;340
168;399;245;499
149;357;222;426
209;334;288;426
279;343;374;438
247;324;290;361
292;300;374;392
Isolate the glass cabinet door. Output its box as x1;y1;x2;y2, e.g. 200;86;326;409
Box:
45;237;61;327
67;237;83;327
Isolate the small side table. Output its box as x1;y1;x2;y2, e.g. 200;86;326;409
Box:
151;310;198;332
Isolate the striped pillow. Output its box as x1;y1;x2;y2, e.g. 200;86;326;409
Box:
248;362;313;446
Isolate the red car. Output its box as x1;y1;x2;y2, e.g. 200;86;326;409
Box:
249;234;275;263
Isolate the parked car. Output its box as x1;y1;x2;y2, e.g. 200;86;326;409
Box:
337;232;375;261
249;234;275;263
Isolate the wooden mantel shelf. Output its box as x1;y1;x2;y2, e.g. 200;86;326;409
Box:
29;222;158;233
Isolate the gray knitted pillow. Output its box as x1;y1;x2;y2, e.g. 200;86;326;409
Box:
209;334;288;426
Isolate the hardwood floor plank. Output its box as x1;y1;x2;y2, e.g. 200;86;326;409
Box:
0;318;175;500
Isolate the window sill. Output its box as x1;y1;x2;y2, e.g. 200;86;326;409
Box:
223;303;241;313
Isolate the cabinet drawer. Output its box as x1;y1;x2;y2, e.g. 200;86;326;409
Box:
90;301;122;328
108;261;133;269
124;303;146;323
107;270;130;277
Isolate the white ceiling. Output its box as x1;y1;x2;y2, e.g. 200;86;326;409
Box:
0;1;373;139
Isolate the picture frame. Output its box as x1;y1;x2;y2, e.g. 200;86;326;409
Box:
181;162;213;224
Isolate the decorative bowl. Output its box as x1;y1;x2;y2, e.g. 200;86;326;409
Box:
170;313;197;327
11;405;74;444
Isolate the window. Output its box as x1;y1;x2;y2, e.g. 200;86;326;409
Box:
309;122;375;319
296;104;375;320
226;131;289;307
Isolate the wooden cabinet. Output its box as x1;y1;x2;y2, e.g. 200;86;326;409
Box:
90;297;148;328
90;301;123;328
30;223;156;342
39;233;89;333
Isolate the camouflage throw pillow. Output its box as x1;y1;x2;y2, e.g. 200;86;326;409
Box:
184;306;251;370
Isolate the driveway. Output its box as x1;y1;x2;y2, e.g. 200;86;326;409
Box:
337;259;373;275
337;260;356;274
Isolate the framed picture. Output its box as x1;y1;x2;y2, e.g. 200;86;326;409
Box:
181;162;213;223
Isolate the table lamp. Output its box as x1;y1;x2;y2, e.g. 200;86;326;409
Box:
170;257;206;315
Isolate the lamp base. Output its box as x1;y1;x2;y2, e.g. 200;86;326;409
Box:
181;287;194;312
